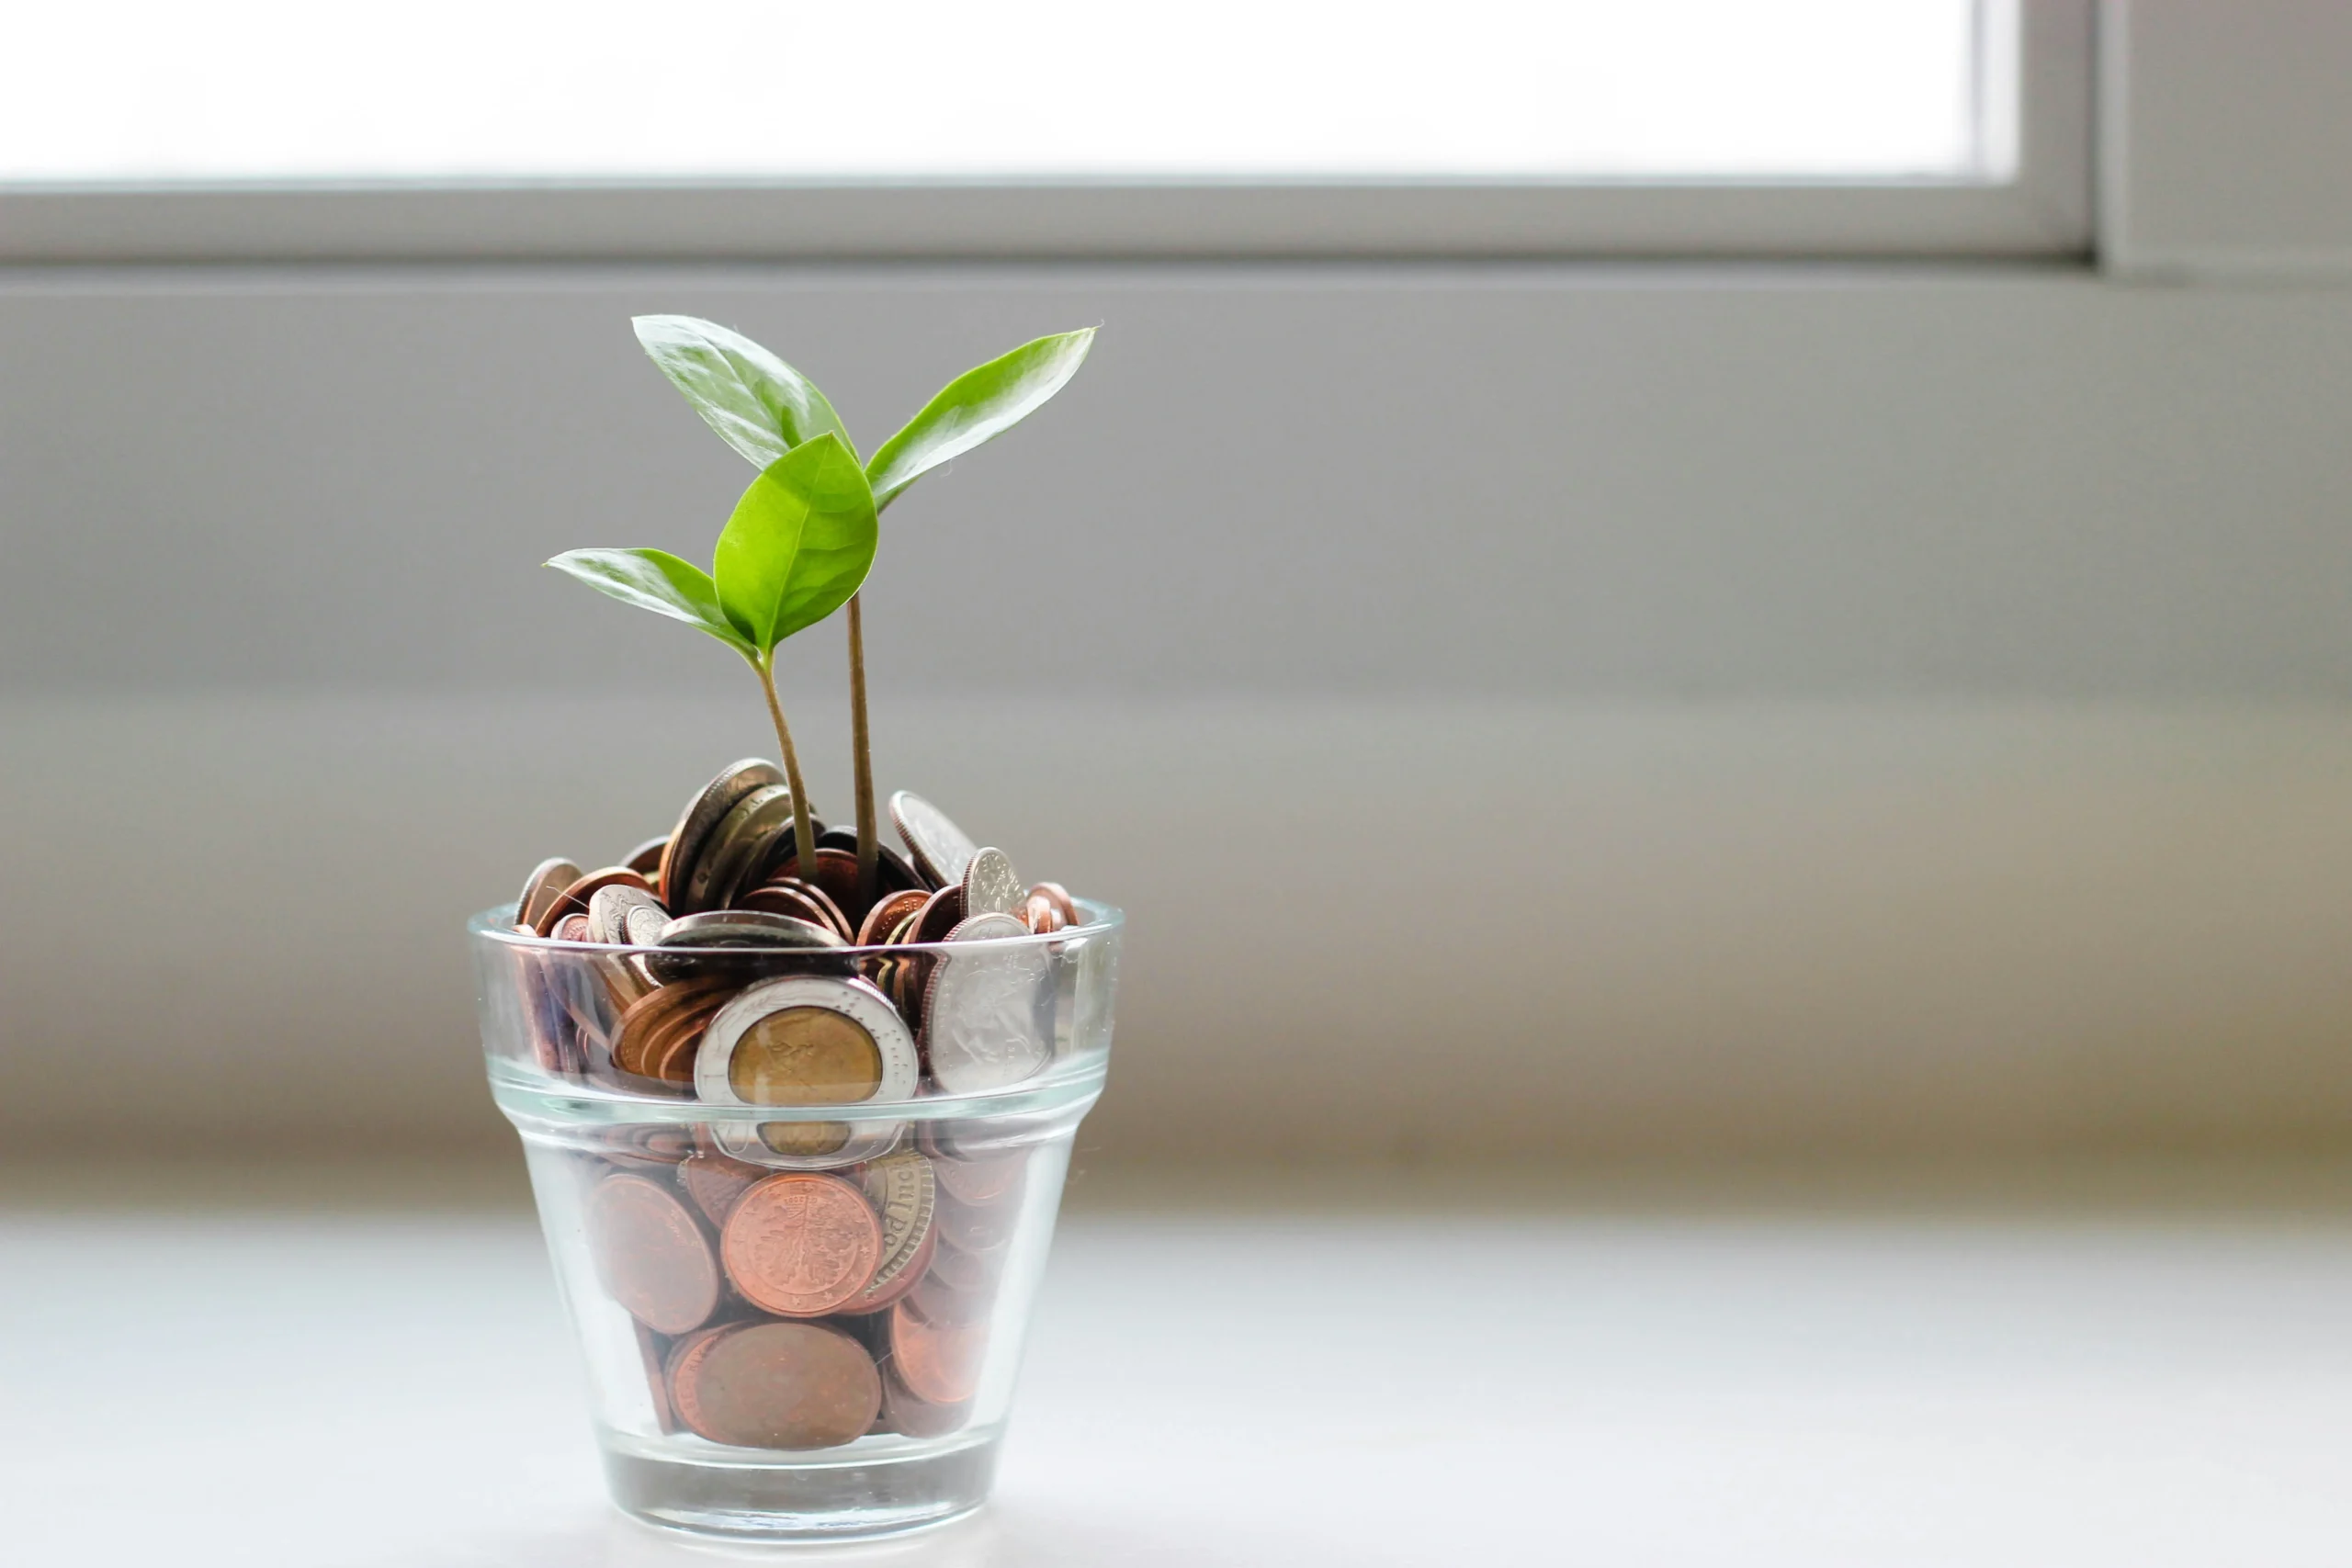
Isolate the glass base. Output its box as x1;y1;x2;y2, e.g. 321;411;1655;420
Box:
601;1427;1001;1540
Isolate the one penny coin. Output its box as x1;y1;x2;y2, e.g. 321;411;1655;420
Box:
856;888;930;949
517;857;583;931
909;885;966;945
587;1173;720;1336
889;1299;987;1405
678;1151;765;1227
878;1362;969;1438
684;1321;880;1450
720;1173;883;1317
933;1149;1026;1207
665;1320;745;1438
612;976;734;1077
1029;882;1080;927
738;880;853;942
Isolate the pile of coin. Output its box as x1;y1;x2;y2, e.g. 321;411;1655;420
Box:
589;1125;1029;1446
511;759;1081;1102
505;759;1086;1450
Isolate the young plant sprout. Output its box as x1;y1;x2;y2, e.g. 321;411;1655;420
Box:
612;315;1094;904
545;432;877;889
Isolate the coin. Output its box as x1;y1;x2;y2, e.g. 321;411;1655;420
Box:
679;1151;765;1227
665;1320;745;1439
767;848;869;924
907;1271;992;1328
818;825;925;897
738;880;854;942
889;791;979;890
855;888;930;949
535;865;656;937
517;857;583;931
720;1172;884;1317
925;1235;1002;1294
909;885;966;945
889;1298;987;1405
624;835;670;877
924;912;1051;1093
695;976;919;1106
613;976;735;1078
659;760;785;913
933;1149;1026;1207
842;1151;938;1315
961;847;1023;919
587;1172;721;1336
684;784;799;913
649;908;842;982
878;1362;968;1437
587;884;669;948
935;1187;1017;1256
1029;882;1080;926
1020;890;1068;934
684;1321;881;1450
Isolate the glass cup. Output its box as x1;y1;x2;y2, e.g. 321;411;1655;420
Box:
470;899;1121;1540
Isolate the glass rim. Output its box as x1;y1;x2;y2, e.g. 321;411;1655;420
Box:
469;896;1123;958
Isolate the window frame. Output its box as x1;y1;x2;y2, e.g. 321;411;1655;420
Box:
0;0;2092;265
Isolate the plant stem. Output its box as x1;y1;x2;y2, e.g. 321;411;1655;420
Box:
753;653;820;889
846;592;879;907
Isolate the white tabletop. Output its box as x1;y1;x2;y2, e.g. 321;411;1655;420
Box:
5;1162;2350;1566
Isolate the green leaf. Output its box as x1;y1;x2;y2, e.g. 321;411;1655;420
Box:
632;314;854;470
713;434;879;654
865;328;1095;510
545;547;753;655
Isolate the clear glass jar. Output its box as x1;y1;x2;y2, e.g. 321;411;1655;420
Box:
470;900;1121;1540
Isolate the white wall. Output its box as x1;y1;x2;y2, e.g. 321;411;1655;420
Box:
5;265;2352;1159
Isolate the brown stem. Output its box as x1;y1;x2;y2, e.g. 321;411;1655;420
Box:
847;591;879;907
753;653;820;887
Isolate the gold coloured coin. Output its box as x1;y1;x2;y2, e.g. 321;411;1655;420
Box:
728;1006;886;1105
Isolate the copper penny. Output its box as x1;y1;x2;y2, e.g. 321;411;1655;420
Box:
878;1362;969;1438
856;888;931;949
659;759;786;914
517;857;582;931
613;976;734;1077
926;1235;1002;1294
535;865;654;937
933;1149;1026;1207
678;1151;765;1227
908;1270;993;1327
1029;882;1080;926
650;1002;727;1083
720;1173;883;1317
909;885;966;946
587;1172;720;1336
551;912;592;943
684;1320;880;1450
767;848;867;924
665;1320;746;1439
598;1123;696;1172
738;880;853;942
889;1299;987;1405
1020;891;1068;935
935;1189;1018;1256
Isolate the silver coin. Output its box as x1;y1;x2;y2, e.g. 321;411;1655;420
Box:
923;911;1052;1094
890;790;979;890
656;909;842;950
961;847;1023;919
517;857;582;930
660;759;784;911
684;784;798;911
587;884;669;947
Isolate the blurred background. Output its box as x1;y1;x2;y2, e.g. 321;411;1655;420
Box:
11;4;2352;1562
6;1;2350;1171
